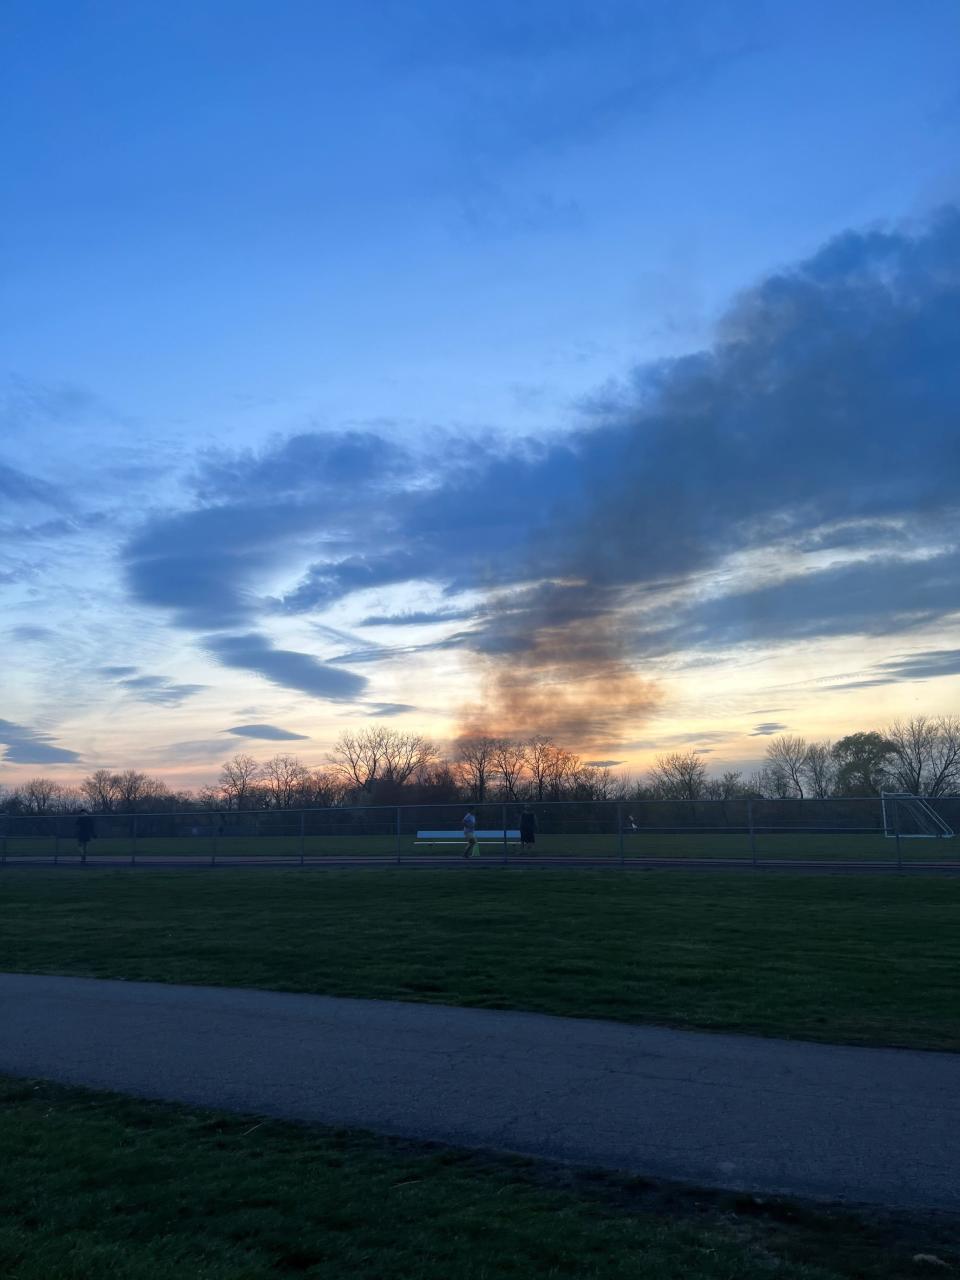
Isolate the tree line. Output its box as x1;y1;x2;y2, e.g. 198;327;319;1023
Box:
1;716;958;815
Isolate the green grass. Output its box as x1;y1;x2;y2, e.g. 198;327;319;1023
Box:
1;1076;957;1280
1;870;958;1050
5;829;955;861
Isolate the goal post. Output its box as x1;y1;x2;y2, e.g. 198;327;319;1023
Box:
881;792;955;839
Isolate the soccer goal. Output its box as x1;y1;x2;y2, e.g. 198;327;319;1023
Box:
881;792;955;839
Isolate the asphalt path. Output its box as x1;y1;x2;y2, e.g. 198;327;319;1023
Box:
3;854;958;873
2;972;958;1210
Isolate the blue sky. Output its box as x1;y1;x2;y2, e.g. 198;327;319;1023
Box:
2;0;959;783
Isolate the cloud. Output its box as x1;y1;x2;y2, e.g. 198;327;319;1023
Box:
360;607;478;627
0;719;81;764
119;209;960;739
828;648;960;691
204;632;367;701
750;722;788;736
0;462;65;510
99;665;138;676
630;548;960;657
224;724;310;741
627;730;736;750
8;625;54;642
155;739;237;762
113;674;208;706
364;703;417;717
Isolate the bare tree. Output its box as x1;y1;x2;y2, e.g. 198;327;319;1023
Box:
801;742;835;799
80;769;121;812
262;754;309;808
380;732;437;788
491;739;528;801
928;716;960;797
647;751;708;801
545;745;580;799
765;735;807;799
21;777;63;813
705;770;749;800
218;754;262;809
111;769;168;812
887;716;960;797
456;736;496;803
328;728;387;793
526;737;555;802
298;768;348;808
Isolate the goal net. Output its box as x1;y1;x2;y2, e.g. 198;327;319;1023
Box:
881;792;955;838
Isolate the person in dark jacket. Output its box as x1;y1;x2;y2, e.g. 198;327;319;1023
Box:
519;805;537;850
75;810;95;857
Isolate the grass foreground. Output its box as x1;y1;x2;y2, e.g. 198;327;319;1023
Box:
1;1076;958;1280
1;869;957;1049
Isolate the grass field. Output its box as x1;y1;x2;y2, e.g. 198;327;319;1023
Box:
5;1076;958;1280
4;829;957;861
1;870;957;1050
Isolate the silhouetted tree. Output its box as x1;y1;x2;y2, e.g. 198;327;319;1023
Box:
218;754;263;809
765;735;808;799
647;751;708;801
830;732;894;796
886;716;960;797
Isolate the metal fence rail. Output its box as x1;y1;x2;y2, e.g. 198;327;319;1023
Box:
1;795;959;868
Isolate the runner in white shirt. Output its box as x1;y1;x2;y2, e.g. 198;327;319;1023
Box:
462;810;478;858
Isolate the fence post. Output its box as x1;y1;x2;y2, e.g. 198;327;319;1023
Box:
893;796;902;871
396;807;402;865
618;803;624;867
131;814;137;866
502;803;508;866
748;799;758;867
54;817;60;861
299;809;305;866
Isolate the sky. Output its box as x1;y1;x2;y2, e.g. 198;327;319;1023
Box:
2;0;960;787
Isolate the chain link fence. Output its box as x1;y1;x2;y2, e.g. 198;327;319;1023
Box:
1;794;958;867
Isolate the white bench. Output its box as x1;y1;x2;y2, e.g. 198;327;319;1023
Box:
416;829;520;845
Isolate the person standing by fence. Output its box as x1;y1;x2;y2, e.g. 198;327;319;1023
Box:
75;810;95;859
519;805;537;851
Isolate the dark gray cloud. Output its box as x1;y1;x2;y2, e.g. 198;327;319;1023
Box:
99;665;138;676
0;462;64;510
224;723;310;740
121;209;960;715
631;548;960;657
113;674;207;706
0;719;80;764
828;649;960;691
364;702;417;717
204;632;366;701
8;625;54;642
360;607;478;627
750;722;788;736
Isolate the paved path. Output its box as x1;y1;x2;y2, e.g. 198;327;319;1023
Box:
2;973;958;1211
4;855;957;873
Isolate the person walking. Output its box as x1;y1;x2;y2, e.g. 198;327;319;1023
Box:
75;810;95;860
519;805;537;851
462;809;478;858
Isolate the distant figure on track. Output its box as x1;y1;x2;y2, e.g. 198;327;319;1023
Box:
75;810;95;858
462;810;478;858
519;805;537;851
